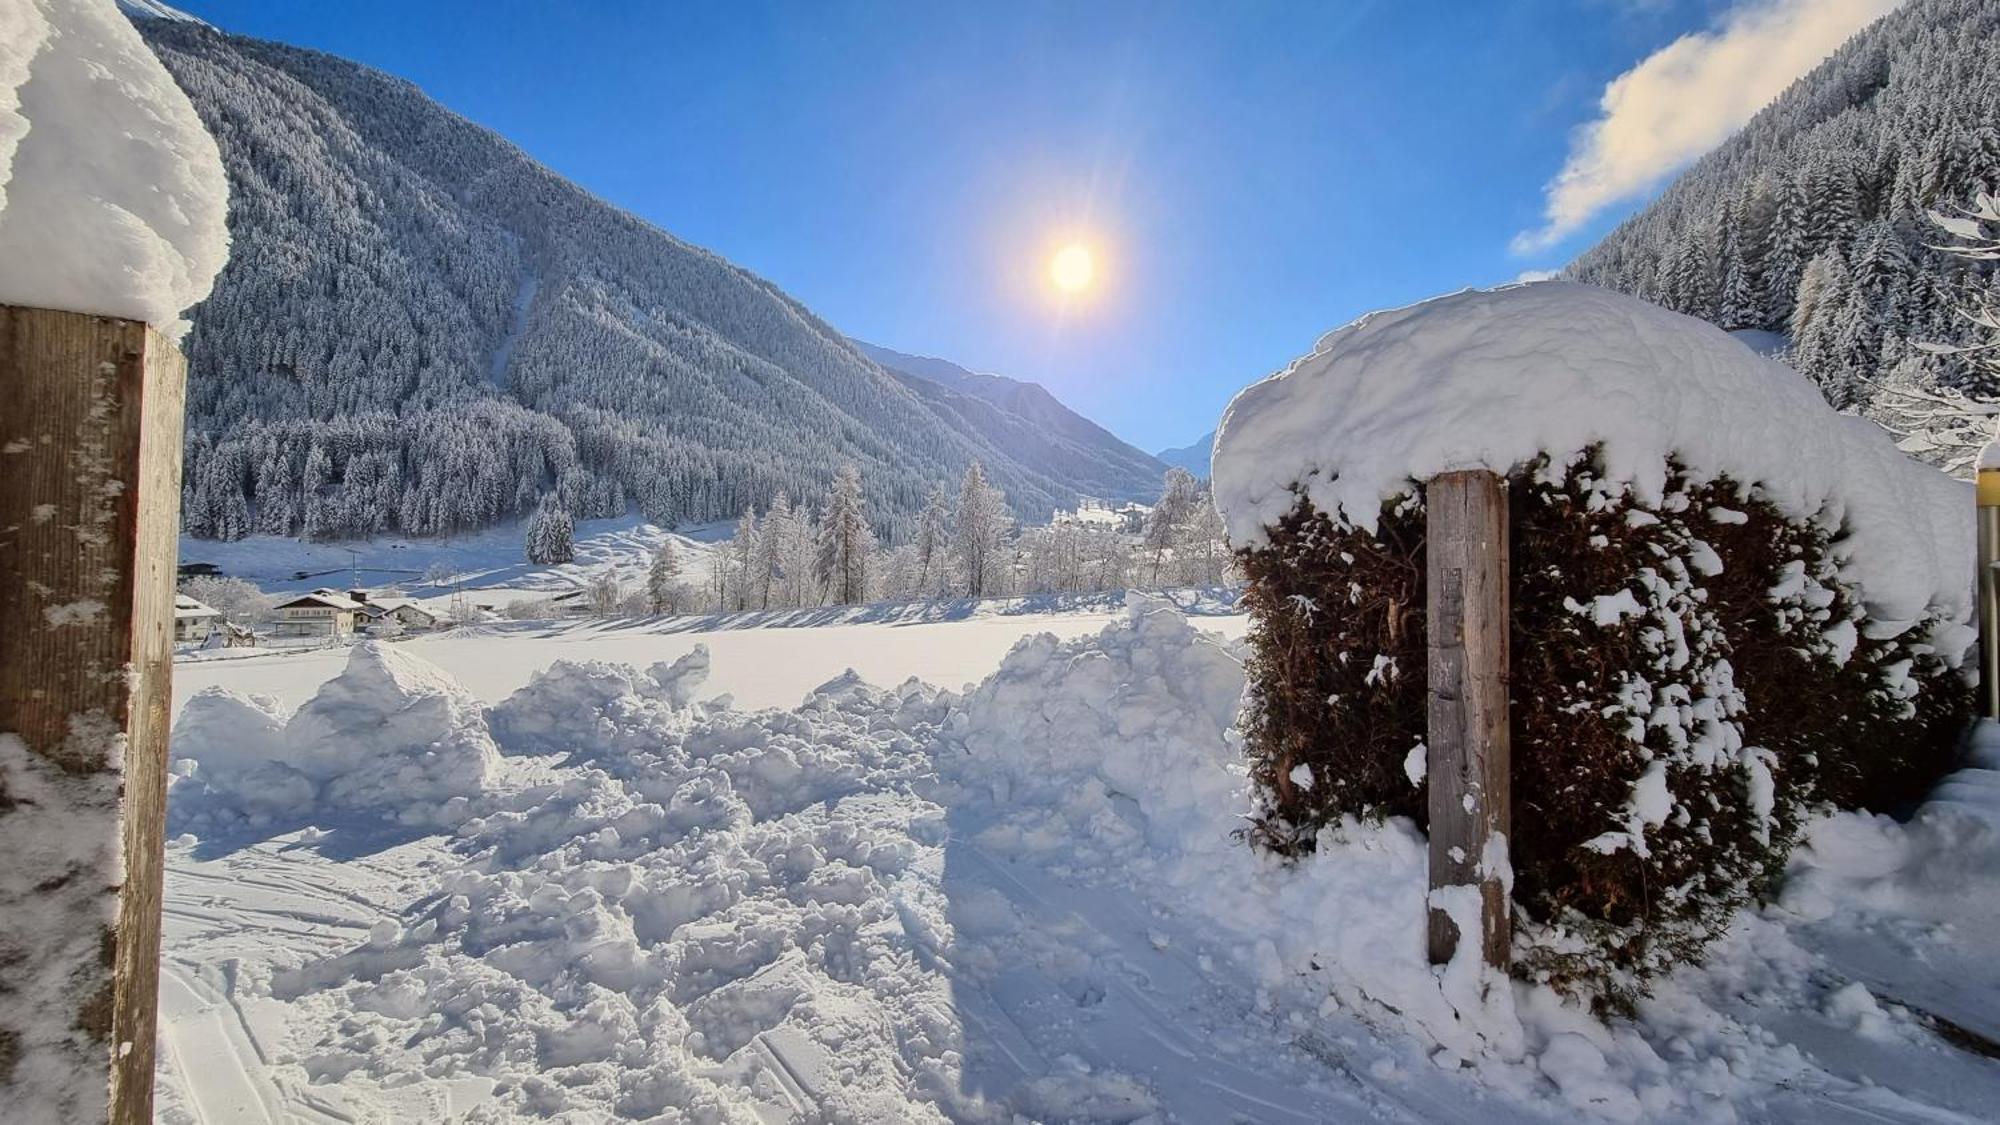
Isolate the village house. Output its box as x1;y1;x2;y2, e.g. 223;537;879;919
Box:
172;594;222;644
272;589;361;638
355;594;439;634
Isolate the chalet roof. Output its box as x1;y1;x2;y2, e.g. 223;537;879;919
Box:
173;594;219;618
277;591;361;611
360;598;434;618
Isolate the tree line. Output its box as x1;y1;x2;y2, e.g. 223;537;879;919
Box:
508;463;1237;620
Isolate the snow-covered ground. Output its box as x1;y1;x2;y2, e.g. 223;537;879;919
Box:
158;596;2000;1122
174;590;1243;713
176;514;732;604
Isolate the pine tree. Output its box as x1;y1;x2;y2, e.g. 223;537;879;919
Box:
525;496;575;565
1926;191;2000;397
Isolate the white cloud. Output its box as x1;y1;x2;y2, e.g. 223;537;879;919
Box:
1513;0;1902;254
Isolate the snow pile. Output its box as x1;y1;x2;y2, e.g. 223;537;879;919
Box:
1210;282;1971;631
266;669;962;1121
943;592;1248;861
0;0;228;333
166;605;2000;1120
942;597;1527;1071
171;643;497;828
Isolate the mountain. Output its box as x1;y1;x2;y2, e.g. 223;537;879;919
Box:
133;13;1159;543
1155;432;1213;479
1566;0;2000;472
849;340;1168;501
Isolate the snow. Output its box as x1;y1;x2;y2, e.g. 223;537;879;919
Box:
171;643;497;832
174;590;1247;714
156;598;2000;1120
0;733;123;1122
1210;283;1971;635
177;512;731;604
1981;421;2000;470
0;0;227;335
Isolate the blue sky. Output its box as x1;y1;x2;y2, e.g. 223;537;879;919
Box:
167;0;1856;453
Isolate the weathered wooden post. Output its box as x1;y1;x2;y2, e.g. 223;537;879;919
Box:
1424;469;1511;968
0;307;185;1123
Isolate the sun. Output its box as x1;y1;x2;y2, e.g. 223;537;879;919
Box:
1049;244;1095;293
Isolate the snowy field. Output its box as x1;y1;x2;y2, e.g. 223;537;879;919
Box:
158;596;2000;1123
176;514;731;605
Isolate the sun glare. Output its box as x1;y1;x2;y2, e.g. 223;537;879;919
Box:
1049;244;1095;293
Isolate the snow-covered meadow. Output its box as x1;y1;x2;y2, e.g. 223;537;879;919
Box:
157;595;2000;1122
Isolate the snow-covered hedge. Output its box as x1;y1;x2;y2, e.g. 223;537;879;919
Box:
1213;284;1975;1004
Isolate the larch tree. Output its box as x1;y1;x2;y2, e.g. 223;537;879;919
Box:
647;539;683;613
816;464;876;605
1143;467;1202;585
914;485;952;596
954;462;1012;598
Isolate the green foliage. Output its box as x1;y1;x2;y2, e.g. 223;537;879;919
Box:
1237;452;1970;1007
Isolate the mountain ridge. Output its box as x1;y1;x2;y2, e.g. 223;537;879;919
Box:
850;339;1169;499
138;14;1163;544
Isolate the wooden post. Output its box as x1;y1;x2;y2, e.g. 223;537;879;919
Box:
1425;469;1511;969
0;307;185;1123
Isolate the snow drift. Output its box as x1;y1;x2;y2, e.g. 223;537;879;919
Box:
0;0;227;333
171;643;496;829
1209;281;1971;632
162;601;2000;1119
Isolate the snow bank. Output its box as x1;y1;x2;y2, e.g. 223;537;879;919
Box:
171;643;496;828
0;0;228;334
189;606;2000;1120
1210;282;1971;629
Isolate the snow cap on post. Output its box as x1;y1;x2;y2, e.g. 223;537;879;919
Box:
1980;421;2000;507
0;0;229;337
1210;282;1972;631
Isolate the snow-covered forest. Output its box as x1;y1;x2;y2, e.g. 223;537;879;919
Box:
1568;0;2000;472
141;19;1166;545
495;462;1235;621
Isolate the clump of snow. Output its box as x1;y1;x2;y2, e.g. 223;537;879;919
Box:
171;643;496;829
0;0;228;334
1211;283;1971;632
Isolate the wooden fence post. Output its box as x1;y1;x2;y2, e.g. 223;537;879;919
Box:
0;307;185;1123
1425;469;1511;969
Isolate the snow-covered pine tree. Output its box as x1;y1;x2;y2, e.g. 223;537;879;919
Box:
525;497;575;565
1926;190;2000;395
815;465;875;605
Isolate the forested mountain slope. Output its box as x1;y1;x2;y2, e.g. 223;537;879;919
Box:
1566;0;2000;470
1155;431;1214;479
139;16;1153;543
850;340;1168;501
